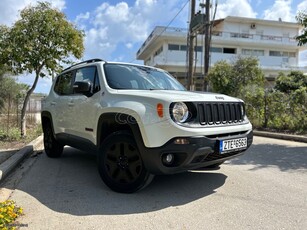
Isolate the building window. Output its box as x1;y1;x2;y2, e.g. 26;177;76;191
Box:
168;44;180;50
223;48;236;54
168;44;188;51
180;45;187;51
289;52;296;57
194;46;203;52
154;46;163;56
212;31;222;36
242;49;252;55
269;51;296;57
254;50;264;56
242;49;264;56
210;47;223;53
269;51;282;56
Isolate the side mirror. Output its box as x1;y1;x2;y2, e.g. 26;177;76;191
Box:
73;81;91;94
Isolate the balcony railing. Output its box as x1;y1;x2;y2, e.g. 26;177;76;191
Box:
230;33;253;39
137;26;188;56
212;30;297;44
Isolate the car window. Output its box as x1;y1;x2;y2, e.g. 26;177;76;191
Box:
54;71;73;95
74;66;101;94
104;63;186;91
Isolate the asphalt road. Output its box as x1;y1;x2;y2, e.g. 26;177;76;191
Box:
2;136;307;230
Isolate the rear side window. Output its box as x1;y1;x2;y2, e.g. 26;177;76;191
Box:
54;71;73;95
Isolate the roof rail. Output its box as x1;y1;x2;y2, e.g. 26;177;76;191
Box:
63;58;105;72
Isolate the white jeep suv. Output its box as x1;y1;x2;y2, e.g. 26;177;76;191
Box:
41;59;253;193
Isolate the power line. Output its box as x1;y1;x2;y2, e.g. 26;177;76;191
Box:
129;0;190;63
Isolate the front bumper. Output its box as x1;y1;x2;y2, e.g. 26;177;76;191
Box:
138;129;253;175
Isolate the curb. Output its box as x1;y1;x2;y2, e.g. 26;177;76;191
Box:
253;130;307;143
0;134;43;183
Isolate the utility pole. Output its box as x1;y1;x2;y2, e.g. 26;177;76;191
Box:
187;0;196;91
203;0;210;91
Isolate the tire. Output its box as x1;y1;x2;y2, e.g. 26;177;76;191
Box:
43;122;63;158
98;131;154;193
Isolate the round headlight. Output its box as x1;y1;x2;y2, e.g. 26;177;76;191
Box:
172;102;189;123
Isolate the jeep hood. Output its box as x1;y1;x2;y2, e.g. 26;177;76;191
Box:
115;90;242;103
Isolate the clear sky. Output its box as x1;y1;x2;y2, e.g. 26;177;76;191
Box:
1;0;307;94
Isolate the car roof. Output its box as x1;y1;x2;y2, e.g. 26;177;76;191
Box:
60;59;162;74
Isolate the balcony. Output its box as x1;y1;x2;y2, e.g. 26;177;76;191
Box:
137;26;302;60
211;31;298;47
137;27;188;57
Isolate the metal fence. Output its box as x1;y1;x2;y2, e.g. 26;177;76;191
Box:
0;96;43;136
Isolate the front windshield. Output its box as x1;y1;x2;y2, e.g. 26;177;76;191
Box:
104;63;186;91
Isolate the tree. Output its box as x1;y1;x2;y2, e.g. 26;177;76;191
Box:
232;56;264;89
0;25;11;109
208;56;265;128
0;64;10;110
208;56;265;97
0;77;24;131
0;25;10;67
273;71;306;132
207;61;234;95
0;2;84;136
275;71;307;93
296;11;307;46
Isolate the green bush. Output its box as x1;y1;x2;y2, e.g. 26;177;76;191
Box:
238;85;265;128
209;61;306;134
263;90;306;133
0;129;8;140
0;127;20;141
0;124;42;148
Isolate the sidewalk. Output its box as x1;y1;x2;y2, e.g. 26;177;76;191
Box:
253;130;307;143
0;135;43;183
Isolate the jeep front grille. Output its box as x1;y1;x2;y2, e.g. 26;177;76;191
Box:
197;102;244;126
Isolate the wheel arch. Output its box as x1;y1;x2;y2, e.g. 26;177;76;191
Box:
96;113;145;150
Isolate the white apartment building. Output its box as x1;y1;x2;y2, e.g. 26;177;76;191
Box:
136;16;307;89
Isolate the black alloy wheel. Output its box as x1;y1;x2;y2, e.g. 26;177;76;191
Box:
98;131;153;193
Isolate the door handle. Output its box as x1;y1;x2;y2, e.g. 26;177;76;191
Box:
51;102;56;106
68;102;74;107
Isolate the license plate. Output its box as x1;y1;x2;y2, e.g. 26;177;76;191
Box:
219;137;247;153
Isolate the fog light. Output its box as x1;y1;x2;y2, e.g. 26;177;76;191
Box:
162;153;174;165
174;138;190;145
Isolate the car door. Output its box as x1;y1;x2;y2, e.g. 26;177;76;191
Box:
66;65;101;144
52;71;74;134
